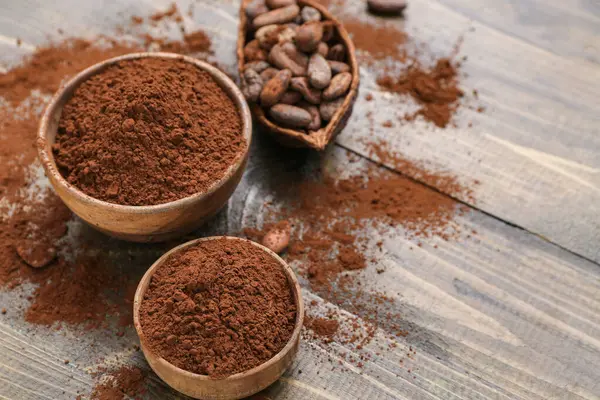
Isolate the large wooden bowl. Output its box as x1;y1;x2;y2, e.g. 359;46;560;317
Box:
238;0;359;150
37;53;252;243
133;236;304;400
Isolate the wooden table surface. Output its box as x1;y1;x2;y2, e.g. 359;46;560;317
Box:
1;0;599;399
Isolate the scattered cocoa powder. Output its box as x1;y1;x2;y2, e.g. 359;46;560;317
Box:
139;238;297;378
90;366;147;400
53;57;245;206
305;316;339;339
377;59;464;128
343;18;408;62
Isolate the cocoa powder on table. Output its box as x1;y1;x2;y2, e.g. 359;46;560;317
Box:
139;238;297;378
53;57;244;206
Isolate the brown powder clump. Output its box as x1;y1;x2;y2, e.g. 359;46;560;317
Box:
305;316;339;339
53;57;245;206
139;238;297;378
90;366;147;400
377;59;464;128
343;18;408;62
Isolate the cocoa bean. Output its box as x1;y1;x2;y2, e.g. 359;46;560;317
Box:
269;104;312;128
298;101;321;131
260;67;279;81
260;69;292;107
322;71;352;100
256;25;296;50
295;21;323;53
317;42;329;57
367;0;407;15
319;97;345;121
241;68;264;102
266;0;297;9
246;0;269;19
281;42;308;67
245;60;271;73
244;40;267;62
269;44;306;76
321;21;336;42
327;44;346;61
290;77;321;104
261;221;291;253
253;4;300;28
301;6;321;22
328;60;350;74
308;53;332;89
279;90;302;105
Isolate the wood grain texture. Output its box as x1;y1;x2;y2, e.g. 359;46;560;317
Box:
1;0;599;399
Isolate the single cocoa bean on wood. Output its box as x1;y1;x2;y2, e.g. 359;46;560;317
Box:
328;60;350;74
295;21;323;53
266;0;297;9
246;0;269;19
260;67;279;81
317;42;329;57
261;221;291;253
290;77;321;104
298;101;322;131
301;6;321;22
319;97;345;121
367;0;407;15
279;90;302;105
269;44;306;76
253;4;300;28
269;104;312;128
308;53;332;89
327;44;346;61
244;40;267;62
245;60;271;73
242;68;264;102
322;71;352;100
281;42;308;67
260;69;292;107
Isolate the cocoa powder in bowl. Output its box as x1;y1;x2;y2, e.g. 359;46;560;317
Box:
138;237;298;378
52;57;246;206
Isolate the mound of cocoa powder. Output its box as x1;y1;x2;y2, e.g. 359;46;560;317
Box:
139;238;297;378
52;57;245;206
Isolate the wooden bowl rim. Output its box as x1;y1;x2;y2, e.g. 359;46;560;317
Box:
37;52;253;214
133;236;304;383
237;0;360;150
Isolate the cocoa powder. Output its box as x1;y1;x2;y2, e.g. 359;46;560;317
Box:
90;366;147;400
53;57;245;206
139;238;297;378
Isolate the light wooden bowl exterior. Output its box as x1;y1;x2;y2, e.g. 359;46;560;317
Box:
133;236;304;400
37;53;252;243
238;0;360;150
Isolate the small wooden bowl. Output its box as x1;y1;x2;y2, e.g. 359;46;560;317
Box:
237;0;360;150
133;236;304;400
37;53;252;243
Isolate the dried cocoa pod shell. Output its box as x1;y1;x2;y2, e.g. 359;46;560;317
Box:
290;76;321;104
307;53;331;89
266;0;297;9
319;96;345;121
245;60;271;73
242;68;264;102
295;21;323;53
260;67;279;81
328;60;350;74
317;42;329;57
260;69;292;107
322;71;352;100
298;101;321;131
244;39;267;62
269;44;307;76
246;0;269;18
327;43;346;61
269;104;312;128
281;42;308;68
253;4;300;28
301;6;322;22
280;90;303;105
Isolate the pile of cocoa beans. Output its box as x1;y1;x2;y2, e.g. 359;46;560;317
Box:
241;0;353;132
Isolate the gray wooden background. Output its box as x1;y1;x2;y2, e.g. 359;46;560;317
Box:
0;0;599;399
